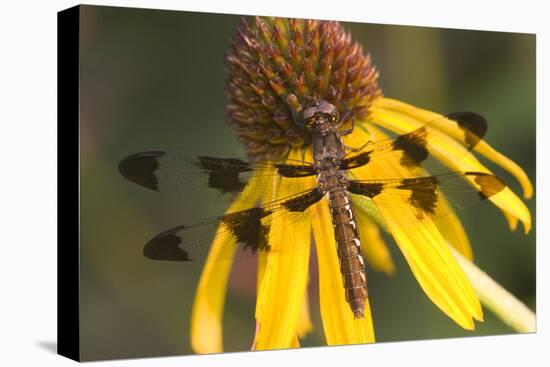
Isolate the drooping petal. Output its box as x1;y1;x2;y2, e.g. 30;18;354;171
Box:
343;124;483;329
502;211;519;232
474;143;533;200
252;149;314;350
312;199;376;345
190;232;234;354
290;336;300;348
355;208;396;275
430;195;474;261
367;104;532;233
256;252;268;294
190;170;273;354
255;246;312;348
256;170;279;293
488;191;531;233
388;220;483;329
254;148;313;348
296;291;314;338
258;256;313;342
373;97;533;200
355;123;474;261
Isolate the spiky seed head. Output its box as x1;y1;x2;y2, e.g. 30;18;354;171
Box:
225;16;382;161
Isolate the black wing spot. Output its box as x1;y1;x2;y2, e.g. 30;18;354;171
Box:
275;164;317;178
468;172;506;200
348;181;384;198
397;177;439;219
207;171;247;193
198;156;251;194
392;127;429;167
446;112;488;150
397;176;439;188
283;189;324;212
118;151;165;191
221;207;272;253
409;190;438;219
341;151;371;169
143;225;191;261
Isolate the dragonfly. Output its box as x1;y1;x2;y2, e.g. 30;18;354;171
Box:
118;100;506;319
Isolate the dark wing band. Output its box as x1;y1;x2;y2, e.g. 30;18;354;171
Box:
142;188;323;262
341;112;488;170
118;151;315;196
349;172;505;223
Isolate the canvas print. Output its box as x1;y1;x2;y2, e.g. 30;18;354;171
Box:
59;4;536;361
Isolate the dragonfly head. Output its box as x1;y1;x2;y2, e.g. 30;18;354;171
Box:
299;100;339;133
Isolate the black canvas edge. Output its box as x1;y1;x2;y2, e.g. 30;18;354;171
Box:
57;4;81;362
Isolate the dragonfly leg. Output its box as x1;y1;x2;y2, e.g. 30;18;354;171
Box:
336;116;355;136
344;141;371;156
334;109;358;135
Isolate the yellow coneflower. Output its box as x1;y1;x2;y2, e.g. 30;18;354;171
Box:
190;17;533;353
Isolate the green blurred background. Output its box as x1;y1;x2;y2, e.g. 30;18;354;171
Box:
79;5;536;361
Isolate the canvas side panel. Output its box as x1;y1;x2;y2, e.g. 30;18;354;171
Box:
57;5;81;362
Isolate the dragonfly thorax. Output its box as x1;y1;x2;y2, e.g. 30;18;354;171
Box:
312;135;348;194
317;168;349;193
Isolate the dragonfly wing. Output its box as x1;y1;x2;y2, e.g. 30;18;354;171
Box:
342;112;488;170
348;172;506;229
142;188;324;262
118;151;317;207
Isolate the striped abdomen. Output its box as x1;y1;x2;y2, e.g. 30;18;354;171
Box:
328;189;368;318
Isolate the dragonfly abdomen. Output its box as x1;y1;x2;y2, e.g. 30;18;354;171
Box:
328;188;368;319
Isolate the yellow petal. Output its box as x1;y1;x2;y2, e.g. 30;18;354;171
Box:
351;123;474;263
190;170;271;354
253;292;310;349
190;231;234;354
344;125;483;329
311;199;376;345
368;106;532;234
290;336;300;348
490;190;531;233
253;149;314;350
257;251;267;294
296;290;314;338
502;211;519;232
432;195;474;261
253;150;314;342
388;216;483;329
255;161;284;292
384;123;473;259
474;142;533;199
355;208;396;275
373;97;533;200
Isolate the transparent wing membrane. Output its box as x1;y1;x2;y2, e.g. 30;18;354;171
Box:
141;188;322;262
119;111;502;263
118;151;316;207
342;112;487;172
349;172;506;230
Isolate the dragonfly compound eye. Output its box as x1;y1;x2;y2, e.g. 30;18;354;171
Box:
301;101;340;128
317;101;339;123
302;106;317;123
